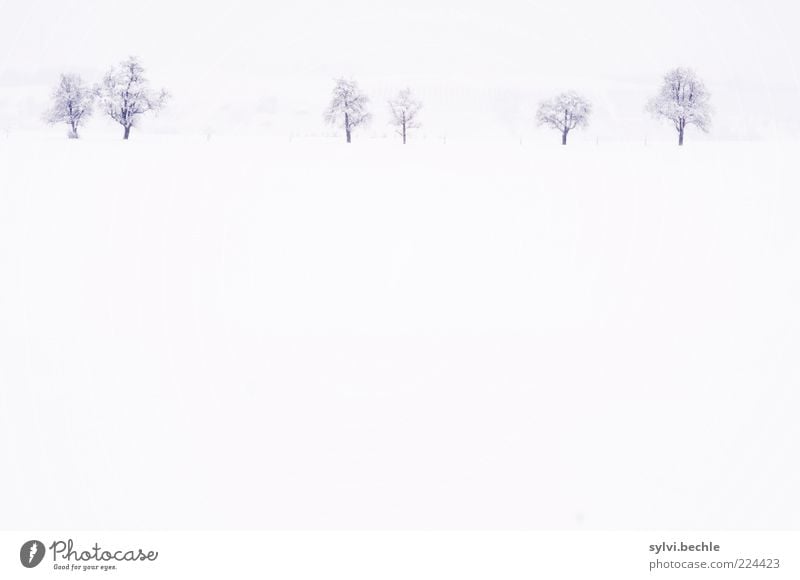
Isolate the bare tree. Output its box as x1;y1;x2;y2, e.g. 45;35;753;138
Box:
98;57;169;140
44;74;94;139
536;91;591;145
324;78;370;143
388;88;422;144
647;67;711;146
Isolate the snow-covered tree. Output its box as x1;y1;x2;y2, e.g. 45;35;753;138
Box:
536;91;591;145
324;78;370;143
647;67;711;146
388;88;422;144
44;74;94;139
98;57;169;140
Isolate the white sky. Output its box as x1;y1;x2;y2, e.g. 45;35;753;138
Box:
1;0;799;140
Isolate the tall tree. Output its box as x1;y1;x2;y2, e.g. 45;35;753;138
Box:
324;78;370;143
388;88;422;144
98;57;169;140
647;67;711;146
44;74;94;139
536;91;591;145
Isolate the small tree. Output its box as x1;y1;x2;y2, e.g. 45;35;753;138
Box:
536;91;591;145
98;57;169;140
324;78;370;143
388;88;422;144
647;67;711;146
44;74;94;139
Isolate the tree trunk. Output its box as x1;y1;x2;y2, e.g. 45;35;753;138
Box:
402;120;407;145
345;113;351;143
678;127;684;146
71;121;78;139
562;129;567;145
123;125;131;140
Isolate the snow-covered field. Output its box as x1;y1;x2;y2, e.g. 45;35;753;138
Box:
1;135;798;528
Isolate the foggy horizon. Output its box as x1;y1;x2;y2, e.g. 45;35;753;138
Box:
2;0;800;140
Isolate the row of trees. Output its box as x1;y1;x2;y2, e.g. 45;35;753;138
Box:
46;63;711;146
323;67;711;146
325;79;421;144
45;57;168;139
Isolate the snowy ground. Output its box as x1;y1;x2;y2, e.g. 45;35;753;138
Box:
1;135;798;529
